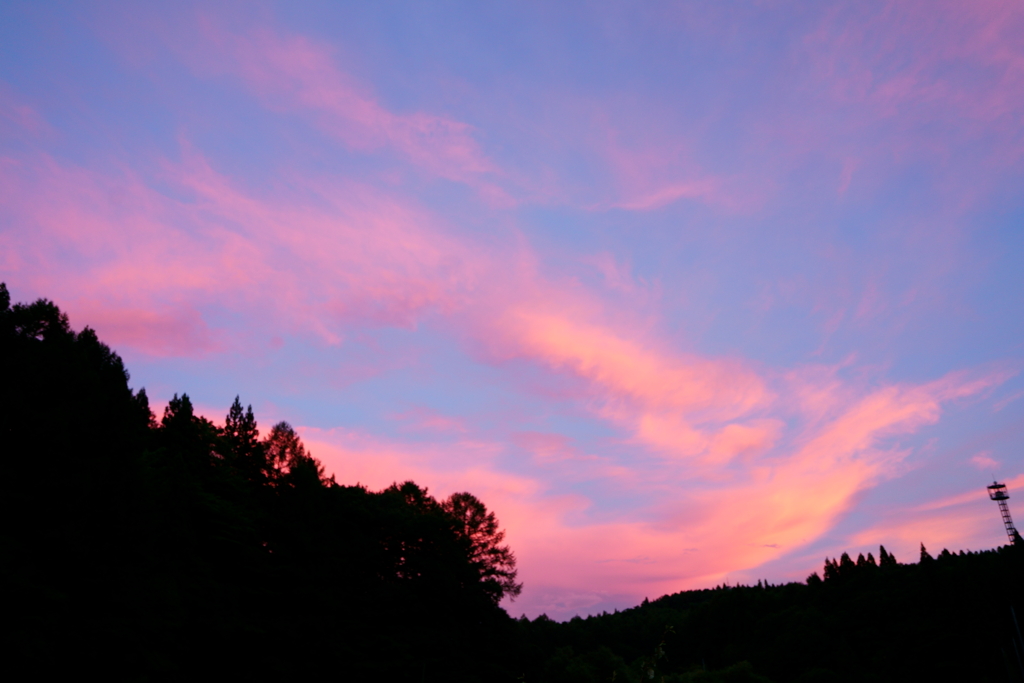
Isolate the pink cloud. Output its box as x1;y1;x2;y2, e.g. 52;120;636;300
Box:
530;368;1007;595
171;148;487;325
0;145;494;355
801;0;1024;158
444;0;1022;224
71;302;219;358
188;19;510;204
579;109;751;213
970;452;1000;470
599;92;758;212
500;307;769;417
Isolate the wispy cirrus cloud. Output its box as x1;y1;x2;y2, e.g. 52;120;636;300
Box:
186;19;511;205
804;0;1024;132
0;140;489;353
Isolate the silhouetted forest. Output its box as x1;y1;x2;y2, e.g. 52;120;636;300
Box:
3;283;1022;682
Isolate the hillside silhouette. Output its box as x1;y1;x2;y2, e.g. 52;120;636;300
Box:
2;283;519;680
2;282;1021;682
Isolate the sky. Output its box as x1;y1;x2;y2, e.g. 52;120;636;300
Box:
1;0;1023;620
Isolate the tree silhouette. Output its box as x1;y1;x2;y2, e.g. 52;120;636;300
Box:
225;396;267;482
2;282;526;680
920;543;934;562
444;491;523;602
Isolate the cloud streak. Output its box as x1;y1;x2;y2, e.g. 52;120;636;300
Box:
189;19;510;204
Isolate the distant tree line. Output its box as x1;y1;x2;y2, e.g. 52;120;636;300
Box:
3;282;1022;682
508;541;1022;682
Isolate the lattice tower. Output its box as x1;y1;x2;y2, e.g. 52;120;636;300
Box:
987;482;1019;545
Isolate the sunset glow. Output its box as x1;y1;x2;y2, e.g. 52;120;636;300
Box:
2;1;1022;619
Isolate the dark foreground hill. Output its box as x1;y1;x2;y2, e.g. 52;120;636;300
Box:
2;284;519;680
513;543;1023;682
2;283;1022;682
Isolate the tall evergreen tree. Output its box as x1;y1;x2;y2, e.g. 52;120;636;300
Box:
225;396;266;482
879;545;898;566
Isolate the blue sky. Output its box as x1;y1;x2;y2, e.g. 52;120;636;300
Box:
2;0;1022;618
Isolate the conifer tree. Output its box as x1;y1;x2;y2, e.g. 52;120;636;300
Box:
879;545;897;566
225;396;266;482
162;393;194;430
823;558;839;581
839;552;856;577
